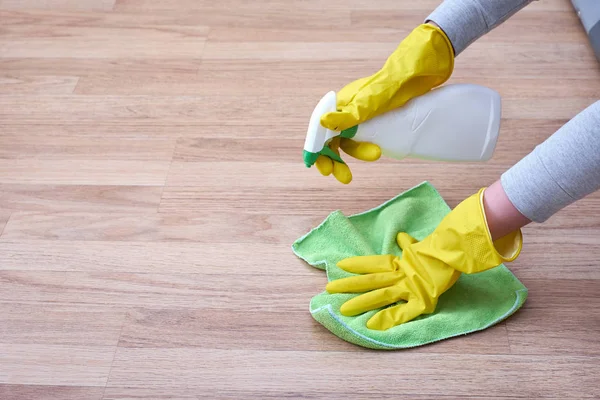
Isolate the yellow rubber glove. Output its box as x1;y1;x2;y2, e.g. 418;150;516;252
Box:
326;188;523;330
320;23;455;132
314;23;454;184
314;136;381;184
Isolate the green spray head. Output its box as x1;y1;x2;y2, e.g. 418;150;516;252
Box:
302;126;358;168
303;150;319;167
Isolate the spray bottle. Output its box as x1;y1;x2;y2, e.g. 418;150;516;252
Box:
303;83;501;168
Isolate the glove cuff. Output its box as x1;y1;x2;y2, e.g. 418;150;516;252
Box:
430;188;523;274
477;188;523;264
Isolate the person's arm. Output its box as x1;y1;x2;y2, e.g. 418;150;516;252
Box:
481;100;600;242
426;0;538;55
500;100;600;224
483;181;532;241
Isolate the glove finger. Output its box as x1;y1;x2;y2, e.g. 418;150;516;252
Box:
315;155;333;176
339;138;381;162
396;232;418;250
366;299;427;330
338;282;410;317
337;254;398;274
332;160;352;184
326;271;404;295
335;76;373;107
320;110;360;132
328;136;341;152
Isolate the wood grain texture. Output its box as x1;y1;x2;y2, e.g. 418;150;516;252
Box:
0;58;201;76
0;385;105;400
0;159;172;185
0;210;9;236
0;75;79;94
351;10;586;43
0;136;175;160
0;303;125;346
0;211;319;243
115;0;353;29
0;185;163;213
0;10;208;59
1;0;600;398
0;240;306;274
2;94;591;128
0;271;319;310
118;307;511;354
0;343;115;386
104;349;600;399
0;0;115;11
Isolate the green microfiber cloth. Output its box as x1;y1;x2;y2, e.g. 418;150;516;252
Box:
292;181;527;350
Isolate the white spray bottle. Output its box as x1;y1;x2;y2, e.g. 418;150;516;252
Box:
303;83;501;168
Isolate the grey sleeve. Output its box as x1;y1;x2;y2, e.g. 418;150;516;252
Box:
426;0;537;55
425;1;600;223
500;101;600;223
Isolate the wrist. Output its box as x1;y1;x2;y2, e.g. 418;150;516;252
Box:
483;180;531;241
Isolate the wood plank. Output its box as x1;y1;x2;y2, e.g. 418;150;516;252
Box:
351;10;587;44
507;306;600;356
160;186;450;216
118;307;511;354
0;58;200;76
0;94;593;126
115;0;570;12
0;211;320;243
74;60;600;98
0;75;79;94
202;41;596;67
163;162;514;190
0;303;124;346
505;279;600;356
9;212;598;282
167;120;557;164
0;136;175;160
115;0;418;11
520;279;600;309
0;210;9;236
0;185;163;213
76;60;381;97
508;231;600;280
0;117;566;142
103;394;567;400
115;1;352;29
0;343;114;386
0;10;208;59
208;27;413;43
0;95;316;126
0;385;104;400
0;271;321;310
0;123;206;139
158;184;600;223
104;348;600;399
0;159;171;185
0;8;210;31
0;120;175;188
0;0;115;10
0;240;312;275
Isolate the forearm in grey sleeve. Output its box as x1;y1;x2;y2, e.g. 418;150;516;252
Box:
425;0;537;55
501;101;600;223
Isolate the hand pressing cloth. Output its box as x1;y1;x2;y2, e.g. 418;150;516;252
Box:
292;181;527;349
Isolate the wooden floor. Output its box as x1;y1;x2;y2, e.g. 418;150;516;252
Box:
1;0;600;398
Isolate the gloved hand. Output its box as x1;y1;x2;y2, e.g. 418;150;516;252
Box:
325;188;523;330
315;23;455;184
314;135;381;184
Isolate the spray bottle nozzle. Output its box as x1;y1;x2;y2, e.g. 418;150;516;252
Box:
303;91;339;167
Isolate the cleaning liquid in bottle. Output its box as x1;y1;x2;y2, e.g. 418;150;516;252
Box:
303;83;501;167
